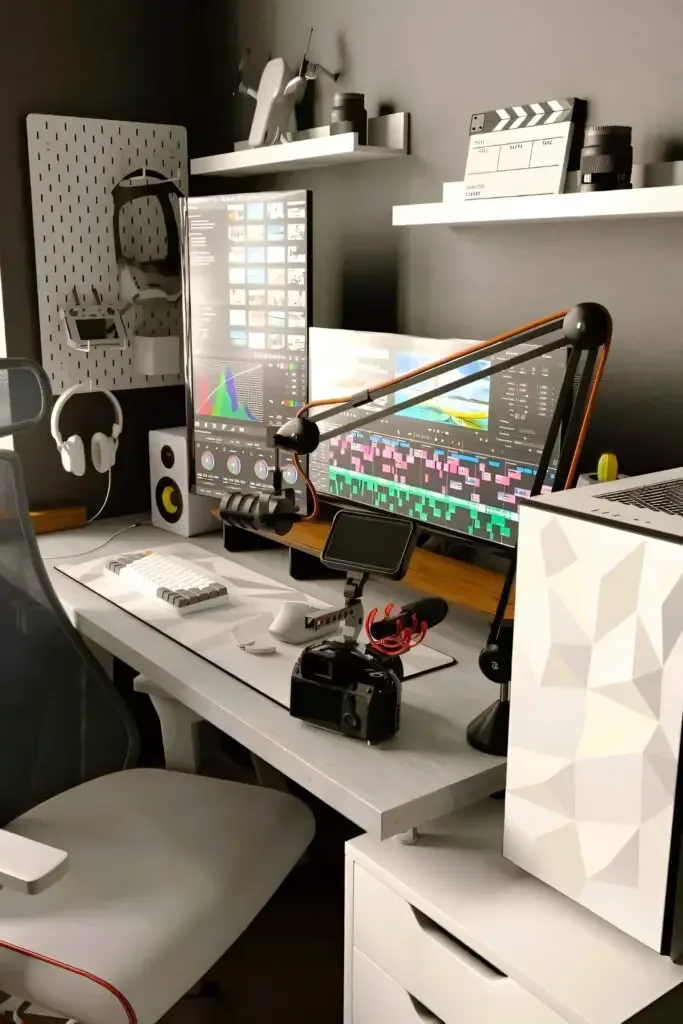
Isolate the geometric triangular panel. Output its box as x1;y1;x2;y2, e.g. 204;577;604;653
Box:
590;832;639;887
633;618;663;679
576;821;639;879
504;505;683;951
535;822;586;895
662;574;683;661
541;644;589;689
541;517;578;577
595;543;645;642
641;755;674;824
513;764;575;817
548;589;591;648
574;753;642;825
632;669;664;719
643;726;678;795
587;613;638;691
591;676;659;719
577;690;658;760
505;747;573;793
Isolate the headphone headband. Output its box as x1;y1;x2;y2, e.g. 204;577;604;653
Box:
50;383;123;446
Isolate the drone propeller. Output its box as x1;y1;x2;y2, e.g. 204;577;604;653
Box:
300;27;342;82
234;48;258;98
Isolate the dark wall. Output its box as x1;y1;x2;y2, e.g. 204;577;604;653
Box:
0;0;235;515
231;0;683;478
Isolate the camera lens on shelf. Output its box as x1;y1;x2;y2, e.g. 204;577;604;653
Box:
580;126;633;192
330;92;367;143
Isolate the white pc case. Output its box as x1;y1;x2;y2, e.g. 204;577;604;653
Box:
504;468;683;957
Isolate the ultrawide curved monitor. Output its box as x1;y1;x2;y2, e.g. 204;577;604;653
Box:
308;327;563;548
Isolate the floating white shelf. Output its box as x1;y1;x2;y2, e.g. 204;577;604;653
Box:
192;113;409;178
393;181;683;228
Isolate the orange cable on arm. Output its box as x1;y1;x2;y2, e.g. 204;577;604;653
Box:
565;339;612;488
294;311;572;521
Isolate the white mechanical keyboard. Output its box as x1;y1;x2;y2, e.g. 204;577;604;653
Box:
105;550;230;615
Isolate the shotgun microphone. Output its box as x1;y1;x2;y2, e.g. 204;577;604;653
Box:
368;597;448;640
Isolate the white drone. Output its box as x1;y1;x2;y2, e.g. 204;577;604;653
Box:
237;29;340;148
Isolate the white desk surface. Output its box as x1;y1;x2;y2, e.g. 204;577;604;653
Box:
41;519;505;839
348;800;683;1024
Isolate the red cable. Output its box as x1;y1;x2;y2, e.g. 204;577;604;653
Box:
0;939;137;1024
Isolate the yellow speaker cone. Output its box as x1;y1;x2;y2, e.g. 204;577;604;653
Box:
161;485;179;514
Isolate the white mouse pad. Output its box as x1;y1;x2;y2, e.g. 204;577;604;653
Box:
57;541;454;709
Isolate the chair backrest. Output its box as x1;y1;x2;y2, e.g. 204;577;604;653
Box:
0;358;52;439
0;362;138;826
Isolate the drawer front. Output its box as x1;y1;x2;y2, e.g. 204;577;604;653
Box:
353;864;563;1024
353;948;443;1024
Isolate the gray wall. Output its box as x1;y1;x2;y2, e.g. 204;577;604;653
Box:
0;0;235;515
232;0;683;477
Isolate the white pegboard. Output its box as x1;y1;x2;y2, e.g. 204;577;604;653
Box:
26;113;188;393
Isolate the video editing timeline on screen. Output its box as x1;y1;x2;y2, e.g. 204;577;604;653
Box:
187;189;310;509
308;328;563;547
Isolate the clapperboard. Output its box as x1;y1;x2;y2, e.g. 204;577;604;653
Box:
463;98;586;201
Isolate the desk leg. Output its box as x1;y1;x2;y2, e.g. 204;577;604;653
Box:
133;676;202;774
250;754;291;793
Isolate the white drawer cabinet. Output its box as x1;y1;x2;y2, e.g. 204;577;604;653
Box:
349;863;562;1024
345;801;683;1024
352;948;442;1024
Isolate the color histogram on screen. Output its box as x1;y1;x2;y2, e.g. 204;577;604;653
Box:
195;360;264;423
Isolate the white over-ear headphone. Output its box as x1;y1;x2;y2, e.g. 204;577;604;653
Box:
50;383;123;477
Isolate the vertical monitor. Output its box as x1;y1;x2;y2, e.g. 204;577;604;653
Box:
186;190;311;510
308;328;563;548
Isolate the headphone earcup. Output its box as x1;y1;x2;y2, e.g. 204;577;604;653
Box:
60;435;86;477
91;432;116;474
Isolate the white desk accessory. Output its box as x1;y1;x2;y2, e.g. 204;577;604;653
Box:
347;799;683;1024
50;382;123;477
149;427;218;537
105;550;230;614
464;97;584;201
236;29;340;148
506;467;683;958
43;520;507;838
269;600;346;645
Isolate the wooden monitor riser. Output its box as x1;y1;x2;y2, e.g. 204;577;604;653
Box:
264;520;513;619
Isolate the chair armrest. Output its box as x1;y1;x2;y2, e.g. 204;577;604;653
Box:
0;829;68;894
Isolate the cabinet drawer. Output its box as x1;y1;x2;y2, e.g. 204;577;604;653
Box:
352;948;444;1024
353;864;563;1024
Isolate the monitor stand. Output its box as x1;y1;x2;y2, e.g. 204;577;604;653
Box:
289;547;345;582
418;534;477;564
222;523;280;554
221;522;345;581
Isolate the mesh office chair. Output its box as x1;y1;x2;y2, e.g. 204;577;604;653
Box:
0;360;315;1024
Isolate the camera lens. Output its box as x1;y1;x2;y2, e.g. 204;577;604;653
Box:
580;126;633;192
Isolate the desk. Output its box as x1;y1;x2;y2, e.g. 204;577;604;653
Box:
40;519;505;839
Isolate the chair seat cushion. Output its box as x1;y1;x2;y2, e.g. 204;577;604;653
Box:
0;769;314;1024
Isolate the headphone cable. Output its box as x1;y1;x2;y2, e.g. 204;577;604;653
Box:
87;469;113;524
